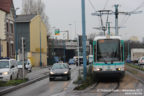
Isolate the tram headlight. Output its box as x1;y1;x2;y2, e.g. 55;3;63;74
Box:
116;68;121;71
97;68;102;71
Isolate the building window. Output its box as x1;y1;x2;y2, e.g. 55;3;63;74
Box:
0;44;3;52
6;22;9;32
10;23;14;33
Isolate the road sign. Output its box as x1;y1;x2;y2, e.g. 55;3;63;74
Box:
55;29;60;35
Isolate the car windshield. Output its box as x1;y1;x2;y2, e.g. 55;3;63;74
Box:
69;59;74;62
52;64;68;69
17;61;22;65
0;61;9;69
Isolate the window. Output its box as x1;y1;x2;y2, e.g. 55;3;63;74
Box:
6;22;9;32
94;45;97;62
97;39;120;62
10;23;14;33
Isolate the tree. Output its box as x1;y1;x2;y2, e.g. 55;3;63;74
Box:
22;0;51;35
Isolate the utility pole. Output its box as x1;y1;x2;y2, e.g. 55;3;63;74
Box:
107;22;111;35
114;4;119;36
21;37;25;80
81;0;87;80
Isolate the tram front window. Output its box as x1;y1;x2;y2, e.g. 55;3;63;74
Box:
97;39;120;62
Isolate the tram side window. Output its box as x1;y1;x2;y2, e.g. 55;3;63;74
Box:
94;45;97;62
121;44;123;61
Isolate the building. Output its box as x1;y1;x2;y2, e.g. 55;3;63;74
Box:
0;0;15;58
15;14;48;67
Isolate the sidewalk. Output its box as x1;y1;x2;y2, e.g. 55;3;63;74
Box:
26;67;49;80
0;67;49;92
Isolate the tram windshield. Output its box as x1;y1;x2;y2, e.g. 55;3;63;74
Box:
97;39;120;62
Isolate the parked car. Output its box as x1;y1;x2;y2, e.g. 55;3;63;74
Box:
49;63;71;81
25;59;32;72
17;59;32;72
68;58;75;65
88;55;93;64
0;58;18;81
138;56;144;65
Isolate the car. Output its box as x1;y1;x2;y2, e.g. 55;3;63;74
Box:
25;59;32;72
17;59;32;72
49;63;71;81
88;55;93;64
68;58;75;65
138;56;144;65
0;58;18;81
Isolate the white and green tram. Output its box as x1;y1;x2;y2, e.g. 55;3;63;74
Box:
92;36;125;78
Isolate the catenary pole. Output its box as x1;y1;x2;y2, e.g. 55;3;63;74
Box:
81;0;87;80
115;4;119;36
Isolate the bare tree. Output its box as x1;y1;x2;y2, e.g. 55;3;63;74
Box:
22;0;50;35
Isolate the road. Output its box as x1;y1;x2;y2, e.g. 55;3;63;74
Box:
3;65;144;96
3;65;78;96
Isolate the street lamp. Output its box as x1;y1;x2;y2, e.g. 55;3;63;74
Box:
14;7;20;60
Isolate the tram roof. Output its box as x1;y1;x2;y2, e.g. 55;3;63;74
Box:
94;36;121;41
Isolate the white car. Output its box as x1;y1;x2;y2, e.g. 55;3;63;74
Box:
0;59;18;81
25;59;32;72
138;56;144;65
17;59;32;72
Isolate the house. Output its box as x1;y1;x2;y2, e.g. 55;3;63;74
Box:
0;0;15;58
15;14;48;67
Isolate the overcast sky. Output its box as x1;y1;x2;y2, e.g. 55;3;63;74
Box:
13;0;144;41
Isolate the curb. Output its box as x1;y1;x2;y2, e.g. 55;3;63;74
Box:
0;74;49;95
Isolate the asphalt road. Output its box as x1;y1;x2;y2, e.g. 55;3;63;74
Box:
3;65;144;96
3;65;78;96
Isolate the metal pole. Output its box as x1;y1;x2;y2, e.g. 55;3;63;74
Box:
0;39;1;57
128;40;130;60
77;35;80;75
14;10;17;60
21;37;25;80
115;4;119;36
63;33;66;62
107;22;110;35
81;0;87;80
39;16;42;67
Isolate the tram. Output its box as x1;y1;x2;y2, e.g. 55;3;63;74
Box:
92;35;125;78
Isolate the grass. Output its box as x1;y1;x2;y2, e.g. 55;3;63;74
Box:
74;66;96;90
127;63;144;72
0;78;28;87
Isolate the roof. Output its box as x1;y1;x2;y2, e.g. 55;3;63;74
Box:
16;14;36;23
0;0;13;13
94;36;121;41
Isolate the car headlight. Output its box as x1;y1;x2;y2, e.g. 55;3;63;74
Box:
2;72;9;75
64;71;68;74
50;71;54;74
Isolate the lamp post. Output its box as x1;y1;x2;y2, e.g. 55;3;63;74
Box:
38;0;42;67
14;8;20;60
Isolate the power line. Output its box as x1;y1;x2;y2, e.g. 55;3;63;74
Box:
132;1;144;12
88;0;97;12
120;15;130;26
103;0;110;10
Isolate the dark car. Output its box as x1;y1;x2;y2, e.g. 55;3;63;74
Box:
49;63;71;81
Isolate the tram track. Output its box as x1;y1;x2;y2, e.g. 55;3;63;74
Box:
103;81;120;96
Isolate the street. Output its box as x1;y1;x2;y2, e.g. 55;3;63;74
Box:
2;65;144;96
3;65;77;96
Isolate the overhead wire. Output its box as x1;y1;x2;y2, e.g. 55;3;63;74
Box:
132;1;144;12
88;0;97;12
103;0;110;10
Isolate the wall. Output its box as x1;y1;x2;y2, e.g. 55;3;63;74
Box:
0;10;6;40
30;15;47;66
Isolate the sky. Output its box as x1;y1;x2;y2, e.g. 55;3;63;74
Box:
13;0;144;41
